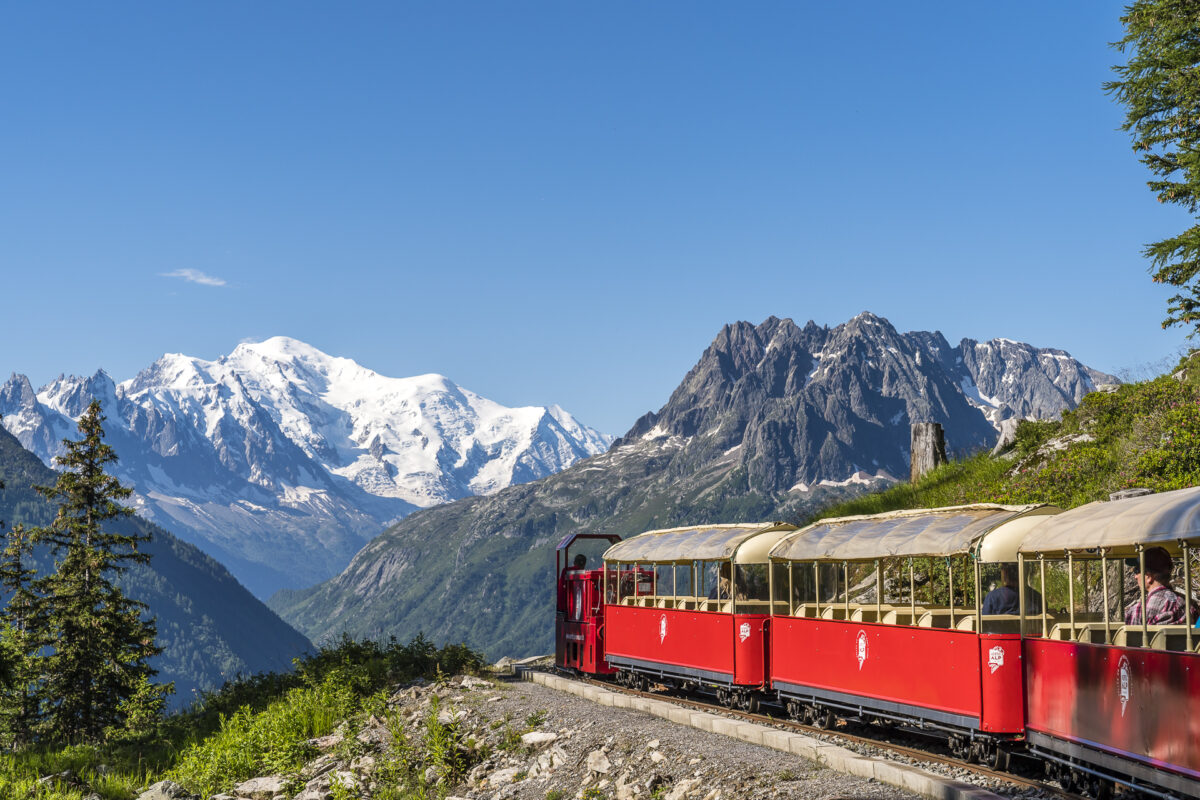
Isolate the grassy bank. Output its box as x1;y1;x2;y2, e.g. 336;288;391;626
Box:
809;356;1200;520
3;635;484;800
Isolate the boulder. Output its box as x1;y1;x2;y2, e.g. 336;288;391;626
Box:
520;731;558;746
308;731;344;750
587;750;612;775
355;715;393;746
136;781;198;800
486;766;523;785
232;776;286;800
666;777;702;800
300;754;340;779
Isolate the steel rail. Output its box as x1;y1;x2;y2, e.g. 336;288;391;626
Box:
555;670;1080;800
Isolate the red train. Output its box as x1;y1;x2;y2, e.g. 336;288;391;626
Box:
554;486;1200;800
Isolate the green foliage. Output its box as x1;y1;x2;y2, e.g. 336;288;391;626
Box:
167;667;357;798
808;374;1200;522
1106;0;1200;333
0;632;484;799
422;696;466;787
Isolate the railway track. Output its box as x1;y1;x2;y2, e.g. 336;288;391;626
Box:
557;670;1078;800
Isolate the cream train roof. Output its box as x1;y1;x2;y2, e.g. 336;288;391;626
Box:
1017;485;1200;556
770;504;1059;562
602;523;798;564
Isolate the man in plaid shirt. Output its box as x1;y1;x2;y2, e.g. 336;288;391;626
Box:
1124;546;1197;625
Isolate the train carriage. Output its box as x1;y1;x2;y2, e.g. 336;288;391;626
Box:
767;504;1059;766
601;522;797;709
1015;486;1200;800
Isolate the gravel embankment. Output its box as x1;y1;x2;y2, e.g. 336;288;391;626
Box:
464;676;922;800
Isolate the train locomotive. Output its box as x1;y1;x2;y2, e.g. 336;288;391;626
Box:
554;485;1200;800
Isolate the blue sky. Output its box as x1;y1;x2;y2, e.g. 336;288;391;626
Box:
0;2;1192;435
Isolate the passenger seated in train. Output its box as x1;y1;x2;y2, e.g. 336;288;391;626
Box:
981;563;1043;615
708;562;732;600
1123;546;1197;625
572;554;587;570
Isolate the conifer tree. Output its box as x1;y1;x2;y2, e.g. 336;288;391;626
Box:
32;400;162;744
1107;0;1200;334
0;523;44;746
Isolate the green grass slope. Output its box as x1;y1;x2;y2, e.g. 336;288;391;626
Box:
809;353;1200;519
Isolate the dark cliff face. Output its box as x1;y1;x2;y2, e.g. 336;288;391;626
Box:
272;313;1117;657
613;313;1114;494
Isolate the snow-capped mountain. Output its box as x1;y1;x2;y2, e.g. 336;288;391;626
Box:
0;337;613;597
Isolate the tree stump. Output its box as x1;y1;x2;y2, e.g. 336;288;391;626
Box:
910;422;947;483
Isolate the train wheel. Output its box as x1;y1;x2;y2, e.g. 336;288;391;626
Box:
1085;776;1112;800
811;705;835;729
1058;768;1084;795
948;736;970;761
987;746;1009;772
734;691;759;713
785;699;805;720
716;687;733;708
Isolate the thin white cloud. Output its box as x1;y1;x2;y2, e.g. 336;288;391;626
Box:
160;269;227;287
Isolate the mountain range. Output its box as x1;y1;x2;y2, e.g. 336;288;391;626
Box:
0;424;311;706
0;337;612;597
269;313;1118;656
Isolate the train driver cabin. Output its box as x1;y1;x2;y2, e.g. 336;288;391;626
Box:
601;522;797;710
555;532;622;675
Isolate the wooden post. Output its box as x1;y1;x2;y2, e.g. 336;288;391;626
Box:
910;422;948;482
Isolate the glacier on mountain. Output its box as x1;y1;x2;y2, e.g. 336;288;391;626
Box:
0;337;613;597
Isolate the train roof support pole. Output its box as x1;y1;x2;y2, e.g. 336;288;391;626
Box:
947;557;955;628
844;561;850;618
973;558;982;623
1139;545;1148;646
1184;540;1194;652
876;559;882;620
1018;554;1027;634
788;562;795;618
1101;550;1112;645
909;558;917;624
1067;552;1076;638
814;562;821;618
1039;555;1048;638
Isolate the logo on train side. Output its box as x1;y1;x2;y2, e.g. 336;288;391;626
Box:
856;630;869;670
739;622;751;642
659;614;668;644
987;646;1005;674
1118;655;1131;716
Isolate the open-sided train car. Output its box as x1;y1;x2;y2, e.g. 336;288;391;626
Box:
601;523;797;709
1015;486;1200;800
767;504;1059;767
